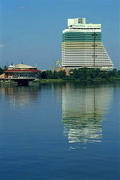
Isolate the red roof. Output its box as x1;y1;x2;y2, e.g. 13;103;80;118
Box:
5;69;41;72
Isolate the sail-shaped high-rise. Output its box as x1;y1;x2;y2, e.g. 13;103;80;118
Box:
62;18;114;70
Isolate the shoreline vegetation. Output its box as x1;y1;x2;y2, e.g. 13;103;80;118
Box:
34;68;120;84
0;67;120;85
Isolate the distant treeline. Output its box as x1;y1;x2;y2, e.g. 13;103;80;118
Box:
39;68;120;81
0;66;120;81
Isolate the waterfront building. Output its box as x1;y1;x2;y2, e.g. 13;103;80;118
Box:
5;64;41;79
62;18;114;70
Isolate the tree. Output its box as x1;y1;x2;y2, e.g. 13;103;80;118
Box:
0;67;3;75
57;70;66;78
118;70;120;76
3;65;8;71
41;71;47;79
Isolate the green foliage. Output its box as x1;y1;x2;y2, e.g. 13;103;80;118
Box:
57;70;66;79
0;67;3;75
0;65;8;75
39;68;120;82
41;71;47;79
41;70;66;79
71;68;120;81
118;70;120;76
3;65;8;71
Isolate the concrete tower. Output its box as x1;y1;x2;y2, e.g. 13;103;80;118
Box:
62;18;114;70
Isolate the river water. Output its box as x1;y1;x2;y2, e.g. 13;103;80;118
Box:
0;82;120;180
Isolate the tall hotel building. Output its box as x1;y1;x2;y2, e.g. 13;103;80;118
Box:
62;18;114;70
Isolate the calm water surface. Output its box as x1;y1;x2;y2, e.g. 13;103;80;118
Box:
0;83;120;180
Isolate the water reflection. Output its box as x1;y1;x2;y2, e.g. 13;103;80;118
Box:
62;84;113;147
0;86;40;107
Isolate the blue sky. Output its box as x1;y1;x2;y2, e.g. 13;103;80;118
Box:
0;0;120;69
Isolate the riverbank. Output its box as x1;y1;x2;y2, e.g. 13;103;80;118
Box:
0;76;120;86
35;77;120;83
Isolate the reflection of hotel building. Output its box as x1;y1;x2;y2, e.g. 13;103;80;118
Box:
62;18;114;70
62;84;113;145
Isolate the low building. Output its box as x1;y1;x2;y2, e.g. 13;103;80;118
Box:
4;64;41;79
0;73;5;79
